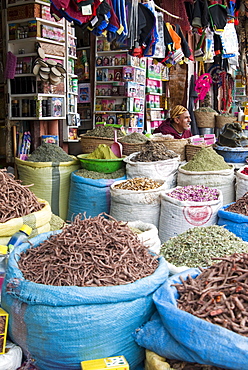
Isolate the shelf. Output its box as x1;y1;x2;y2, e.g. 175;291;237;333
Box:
80;119;91;122
96;65;124;69
8;37;64;46
95;111;129;114
10;116;66;120
64;139;80;142
77;46;90;50
10;93;65;98
68;91;78;96
68;73;78;78
68;55;77;60
16;53;37;58
146;108;163;111
96;81;124;84
96;96;127;98
14;74;34;77
7;17;64;28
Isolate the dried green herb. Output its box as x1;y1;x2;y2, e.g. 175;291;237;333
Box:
84;126;125;139
75;168;126;179
119;132;148;143
181;147;231;172
160;225;248;268
28;143;73;162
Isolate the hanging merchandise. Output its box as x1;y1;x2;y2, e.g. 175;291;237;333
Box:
208;3;228;32
220;22;239;59
194;62;212;103
191;0;209;29
153;12;166;59
203;27;215;63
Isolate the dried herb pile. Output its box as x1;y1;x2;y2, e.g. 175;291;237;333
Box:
119;132;148;143
173;253;248;337
0;169;43;223
131;141;178;162
225;192;248;216
76;167;126;179
160;225;248;268
113;177;162;191
84;126;125;139
181;147;231;172
18;213;159;287
27;143;74;162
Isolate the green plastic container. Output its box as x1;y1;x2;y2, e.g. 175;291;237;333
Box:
77;154;125;173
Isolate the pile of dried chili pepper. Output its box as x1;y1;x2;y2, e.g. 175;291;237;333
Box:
173;253;248;337
0;169;43;223
241;167;248;175
18;213;159;287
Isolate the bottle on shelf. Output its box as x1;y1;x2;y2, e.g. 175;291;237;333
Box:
7;225;32;253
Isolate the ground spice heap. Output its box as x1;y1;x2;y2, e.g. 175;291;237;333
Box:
0;169;43;223
84;126;125;139
18;213;159;287
173;253;248;337
225;192;248;216
165;358;225;370
27;143;74;162
76;168;125;179
182;147;231;171
131;141;178;162
119;132;148;143
160;225;248;268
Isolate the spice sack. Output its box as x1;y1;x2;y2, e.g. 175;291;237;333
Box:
235;166;248;200
135;268;248;370
158;187;223;243
1;232;168;370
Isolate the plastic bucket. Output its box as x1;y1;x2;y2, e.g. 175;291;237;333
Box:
214;146;248;163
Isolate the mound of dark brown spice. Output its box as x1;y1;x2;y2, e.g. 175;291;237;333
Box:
165;358;225;369
0;169;43;223
131;141;178;162
225;192;248;216
173;253;248;337
18;213;159;287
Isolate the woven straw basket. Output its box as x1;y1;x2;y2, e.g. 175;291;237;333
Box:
80;134;114;154
215;115;236;129
194;111;217;128
117;141;146;156
151;137;189;161
185;144;212;162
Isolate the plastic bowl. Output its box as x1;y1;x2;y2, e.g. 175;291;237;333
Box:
77;154;125;173
215;145;248;163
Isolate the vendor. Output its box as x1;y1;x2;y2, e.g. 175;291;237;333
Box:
153;105;192;139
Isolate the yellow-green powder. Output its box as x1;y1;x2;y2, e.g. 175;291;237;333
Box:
87;144;118;159
182;147;231;171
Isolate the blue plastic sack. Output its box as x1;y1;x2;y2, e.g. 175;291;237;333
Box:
135;269;248;370
67;171;126;221
1;232;168;370
218;203;248;242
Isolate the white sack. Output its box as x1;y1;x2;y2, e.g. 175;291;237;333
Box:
177;165;235;205
158;187;223;243
236;167;248;200
127;220;161;255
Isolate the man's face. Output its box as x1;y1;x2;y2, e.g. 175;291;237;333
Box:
174;110;191;131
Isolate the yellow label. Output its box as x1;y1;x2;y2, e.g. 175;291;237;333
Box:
81;356;129;370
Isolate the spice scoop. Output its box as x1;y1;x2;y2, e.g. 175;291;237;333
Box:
111;130;122;158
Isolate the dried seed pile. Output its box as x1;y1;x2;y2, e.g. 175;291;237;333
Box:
131;141;178;162
173;253;248;336
113;177;162;191
160;225;248;268
0;169;43;223
225;192;248;216
18;213;159;287
165;358;225;369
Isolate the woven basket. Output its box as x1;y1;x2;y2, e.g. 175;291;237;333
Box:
118;141;146;156
185;144;212;162
194;111;217;128
151;137;189;161
80;134;114;154
215;115;236;129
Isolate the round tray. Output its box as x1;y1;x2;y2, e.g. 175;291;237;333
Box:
77;154;125;173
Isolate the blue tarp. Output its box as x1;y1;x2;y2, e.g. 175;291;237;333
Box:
218;203;248;242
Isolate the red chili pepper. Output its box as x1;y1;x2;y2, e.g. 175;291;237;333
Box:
241;167;248;175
